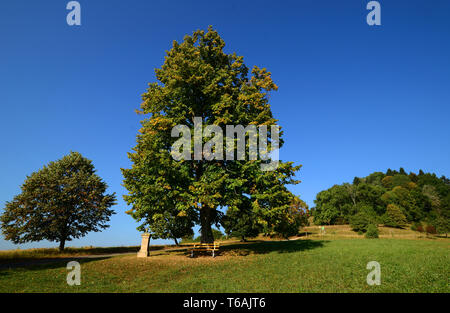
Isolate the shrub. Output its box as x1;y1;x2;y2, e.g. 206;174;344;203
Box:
365;224;379;239
350;212;371;232
425;225;437;234
433;216;450;237
383;204;407;228
411;221;422;231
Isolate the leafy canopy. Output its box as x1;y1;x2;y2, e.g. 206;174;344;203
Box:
122;27;301;243
0;152;116;250
313;168;449;233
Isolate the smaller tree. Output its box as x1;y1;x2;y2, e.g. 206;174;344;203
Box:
212;228;225;241
272;196;309;238
349;204;376;233
349;211;371;233
223;210;261;242
149;211;194;245
365;224;379;239
383;204;407;228
433;216;449;237
428;193;450;237
0;152;116;251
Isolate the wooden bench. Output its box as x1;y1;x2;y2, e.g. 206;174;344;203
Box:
190;242;220;258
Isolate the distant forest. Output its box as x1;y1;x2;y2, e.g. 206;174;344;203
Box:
312;168;450;234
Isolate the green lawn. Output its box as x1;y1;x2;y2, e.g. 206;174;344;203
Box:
0;238;448;292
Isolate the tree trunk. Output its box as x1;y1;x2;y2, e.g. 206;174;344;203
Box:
59;239;66;252
200;206;214;243
174;238;179;246
241;235;247;242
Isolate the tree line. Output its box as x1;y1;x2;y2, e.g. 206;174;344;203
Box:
312;168;450;236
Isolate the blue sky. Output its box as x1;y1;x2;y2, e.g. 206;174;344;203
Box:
1;0;449;249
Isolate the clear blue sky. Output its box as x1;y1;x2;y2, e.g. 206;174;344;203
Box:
1;1;449;249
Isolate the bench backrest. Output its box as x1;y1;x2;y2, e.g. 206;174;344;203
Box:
193;242;220;249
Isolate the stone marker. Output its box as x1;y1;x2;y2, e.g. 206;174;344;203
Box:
137;233;150;257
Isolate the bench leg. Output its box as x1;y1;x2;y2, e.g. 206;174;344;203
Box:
191;250;194;258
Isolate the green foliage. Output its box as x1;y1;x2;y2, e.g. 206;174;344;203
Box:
355;184;386;215
212;228;225;240
268;196;309;238
424;191;450;236
180;235;200;244
383;204;407;228
365;224;379;238
149;211;194;245
122;27;300;243
410;221;422;231
382;174;411;189
183;228;225;243
312;168;449;229
381;186;430;222
433;216;449;236
349;211;372;232
223;199;261;241
313;185;352;225
0;152;116;250
365;172;385;186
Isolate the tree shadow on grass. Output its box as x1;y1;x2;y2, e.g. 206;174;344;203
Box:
0;256;111;273
182;239;328;258
220;239;327;256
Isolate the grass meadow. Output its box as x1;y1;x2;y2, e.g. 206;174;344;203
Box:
0;227;448;293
